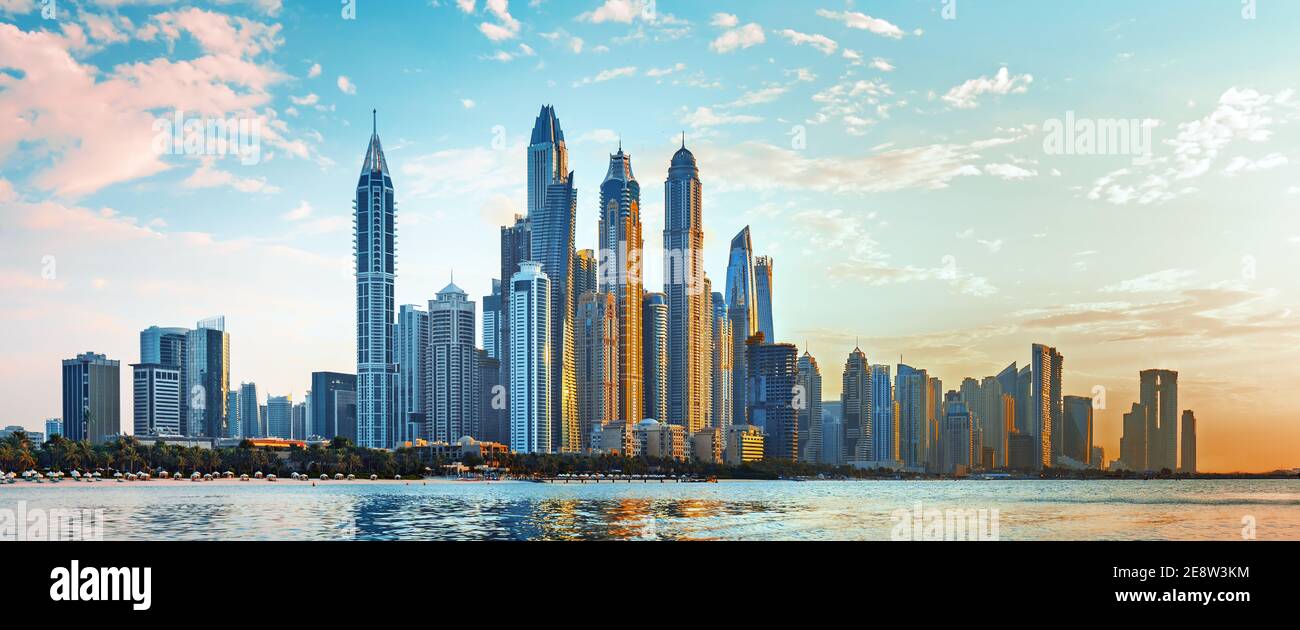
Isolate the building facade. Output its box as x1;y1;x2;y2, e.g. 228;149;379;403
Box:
598;144;645;429
841;347;870;462
509;261;552;454
746;339;799;461
664;140;710;436
796;350;822;464
725;227;758;427
132;363;181;437
642;292;668;422
61;352;120;443
354;113;397;450
429;282;480;443
576;291;619;451
395;304;429;445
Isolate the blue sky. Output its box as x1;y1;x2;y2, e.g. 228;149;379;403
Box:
2;0;1300;470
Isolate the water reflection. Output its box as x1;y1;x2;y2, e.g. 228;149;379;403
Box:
1;479;1296;541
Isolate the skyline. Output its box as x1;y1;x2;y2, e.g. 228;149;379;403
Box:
2;1;1300;472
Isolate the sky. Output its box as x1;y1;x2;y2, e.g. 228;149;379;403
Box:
2;0;1299;472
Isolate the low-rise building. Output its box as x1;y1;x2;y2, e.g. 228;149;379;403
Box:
691;427;722;464
724;424;765;465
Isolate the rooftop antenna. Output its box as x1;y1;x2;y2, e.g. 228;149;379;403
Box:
681;131;686;149
372;109;377;135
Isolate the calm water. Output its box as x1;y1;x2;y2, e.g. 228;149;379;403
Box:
3;479;1297;540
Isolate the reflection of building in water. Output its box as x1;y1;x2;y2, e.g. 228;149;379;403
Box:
605;498;655;540
725;424;765;465
533;499;582;541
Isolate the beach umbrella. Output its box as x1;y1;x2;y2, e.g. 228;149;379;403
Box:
334;473;343;480
370;474;378;481
173;472;182;479
266;474;277;481
394;475;401;480
240;474;249;481
224;471;235;478
154;470;165;478
347;474;355;481
254;471;264;479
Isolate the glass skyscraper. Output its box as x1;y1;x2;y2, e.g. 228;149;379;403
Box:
664;138;709;435
354;111;396;449
642;292;668;422
528;105;579;453
599;142;644;429
753;255;775;343
429;281;480;443
186;317;229;438
725;226;758;426
510;261;552;454
61;352;120;443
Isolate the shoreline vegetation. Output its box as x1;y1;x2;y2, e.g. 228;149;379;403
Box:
1;433;1296;484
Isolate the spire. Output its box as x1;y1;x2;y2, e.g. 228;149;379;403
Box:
359;109;389;177
681;131;686;149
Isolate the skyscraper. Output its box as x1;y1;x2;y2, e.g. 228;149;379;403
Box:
841;347;870;462
140;326;188;432
1120;401;1145;470
1140;369;1179;471
529;106;579;453
226;390;240;438
499;214;531;432
354;111;396;450
483;279;503;361
941;391;973;474
395;304;429;444
186;317;230;438
45;418;62;439
576;291;619;450
510;261;552;454
478;351;506;445
753;255;775;342
310;372;356;441
896;364;929;470
871;364;895;464
664;138;709;436
132;363;181;436
745;336;798;461
709;292;733;434
573;249;598;313
1180;410;1197;473
238;382;262;438
61;352;120;443
725;227;758;426
796;350;823;464
429;281;480;443
1030;343;1063;469
266;394;292;439
642;292;668;422
598;143;644;428
1062;395;1094;465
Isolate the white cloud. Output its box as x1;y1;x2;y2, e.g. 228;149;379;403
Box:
710;23;764;54
815;9;905;39
645;63;686;78
337;75;357;94
282;200;312;221
710;13;738;28
724;86;787;108
1101;269;1198;293
573;66;637;86
478;0;521;41
777;29;836;55
942;67;1033;109
307;62;321;78
579;0;652;24
983;163;1038;180
680;107;763;128
869;57;895;72
1222;152;1288;176
461;98;476;109
182;158;280;194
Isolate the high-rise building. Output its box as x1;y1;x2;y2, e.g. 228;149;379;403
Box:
1120;401;1145;470
841;347;870;462
310;372;356;441
1180;410;1197;473
1140;369;1179;472
478;351;507;446
1062;395;1094;465
226;390;240;438
483;279;503;361
941;391;973;474
573;250;598;314
510;261;552;454
1015;364;1032;436
395;304;429;444
598;143;645;429
982;373;1008;468
238;382;262;438
927;376;943;470
746;336;798;461
499;214;531;430
709;292;733;434
1030;343;1063;469
529;106;579;453
576;291;619;450
292;401;307;441
642;292;668;422
186;317;230;438
896;364;929;470
266;394;292;439
45;418;62;439
725;227;758;426
753;255;774;342
132;363;181;437
61;352;120;444
140;326;188;432
796;350;823;464
354;112;397;450
871;364;895;464
663;138;710;436
429;281;480;443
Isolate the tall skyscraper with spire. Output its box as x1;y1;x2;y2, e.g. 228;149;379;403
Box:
599;142;644;428
664;137;709;435
528;105;579;452
354;110;396;449
841;347;870;462
725;227;758;426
